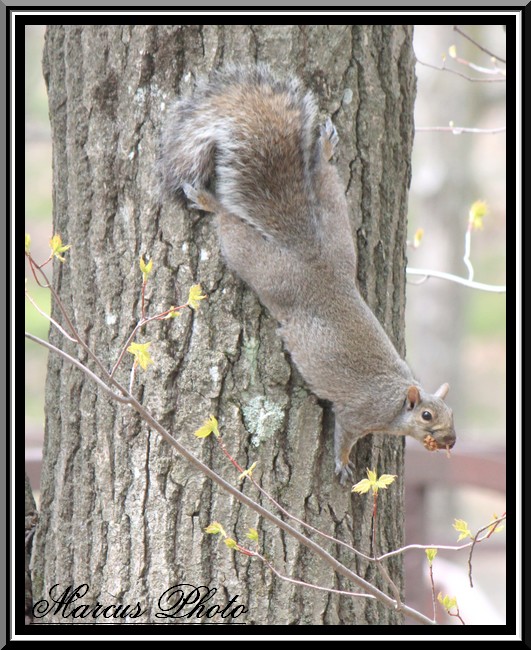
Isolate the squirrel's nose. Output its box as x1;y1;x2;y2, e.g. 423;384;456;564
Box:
443;433;456;448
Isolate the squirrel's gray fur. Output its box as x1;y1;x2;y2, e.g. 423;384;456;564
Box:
160;64;456;484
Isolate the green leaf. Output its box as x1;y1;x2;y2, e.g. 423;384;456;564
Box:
194;415;220;439
246;528;259;543
413;228;424;248
204;521;227;538
25;233;31;254
453;518;472;542
162;306;181;320
437;592;458;612
374;474;397;490
224;538;238;550
127;341;154;371
351;478;372;494
49;233;71;262
352;468;397;495
468;200;488;230
425;548;437;566
139;256;153;281
238;461;258;482
187;284;207;310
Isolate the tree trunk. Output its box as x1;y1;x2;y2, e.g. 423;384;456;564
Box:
25;472;38;625
31;25;416;626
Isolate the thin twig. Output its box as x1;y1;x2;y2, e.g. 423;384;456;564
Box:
27;255;51;288
375;559;402;608
27;310;502;625
416;58;505;83
406;267;506;293
254;552;377;600
429;563;437;623
245;463;373;563
141;280;147;321
377;517;506;562
453;25;506;63
467;514;506;587
416;125;505;134
25;291;77;342
129;363;137;394
372;491;378;558
452;607;466;625
25;332;133;405
216;437;245;474
452;55;505;76
110;303;188;377
369;490;402;606
463;227;474;281
28;255;120;387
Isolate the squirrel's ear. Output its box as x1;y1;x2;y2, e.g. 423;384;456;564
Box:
434;382;450;400
406;386;421;410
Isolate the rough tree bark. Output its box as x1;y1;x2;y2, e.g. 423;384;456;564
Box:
30;25;416;626
25;472;38;625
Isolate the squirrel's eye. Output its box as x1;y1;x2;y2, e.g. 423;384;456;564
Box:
421;411;433;421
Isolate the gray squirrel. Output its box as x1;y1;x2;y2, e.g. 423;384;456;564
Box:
160;65;456;484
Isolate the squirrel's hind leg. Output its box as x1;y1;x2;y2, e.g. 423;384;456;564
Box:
334;419;359;486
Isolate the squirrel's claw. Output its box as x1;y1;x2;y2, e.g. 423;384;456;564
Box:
335;460;355;486
320;117;339;161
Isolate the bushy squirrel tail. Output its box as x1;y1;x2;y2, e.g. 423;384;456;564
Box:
159;65;321;245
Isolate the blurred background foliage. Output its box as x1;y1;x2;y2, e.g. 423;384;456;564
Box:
408;25;506;443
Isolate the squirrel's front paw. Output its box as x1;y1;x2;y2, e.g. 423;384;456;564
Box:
335;459;355;486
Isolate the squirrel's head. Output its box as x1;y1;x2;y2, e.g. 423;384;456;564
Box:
403;383;456;454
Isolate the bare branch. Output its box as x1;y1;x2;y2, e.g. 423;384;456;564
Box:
377;516;506;563
416;58;505;83
467;515;506;587
253;552;377;600
375;560;402;608
27;255;119;386
378;542;470;561
463;228;475;281
453;25;506;64
25;291;77;342
25;332;133;405
416;125;505;134
406;267;506;293
246;474;373;562
429;562;437;623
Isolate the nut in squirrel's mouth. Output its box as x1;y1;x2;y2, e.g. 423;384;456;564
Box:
423;434;454;459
